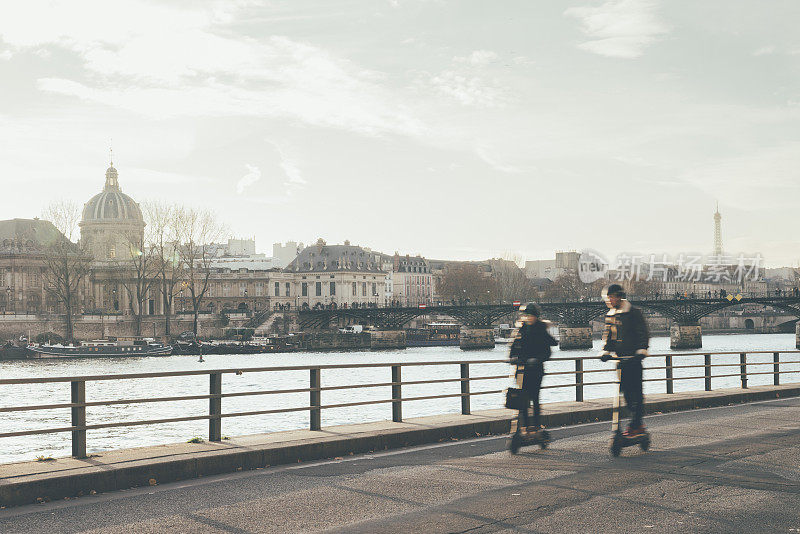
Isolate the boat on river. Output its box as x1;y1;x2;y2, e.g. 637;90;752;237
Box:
406;323;461;347
27;337;172;358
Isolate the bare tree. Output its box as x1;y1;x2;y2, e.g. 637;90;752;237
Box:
175;207;225;335
145;201;183;337
544;271;607;301
41;201;92;343
438;263;499;304
488;257;536;302
113;226;160;337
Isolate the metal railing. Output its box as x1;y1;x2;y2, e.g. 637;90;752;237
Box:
1;349;799;458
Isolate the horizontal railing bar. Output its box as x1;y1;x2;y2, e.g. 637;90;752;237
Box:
0;426;78;439
3;351;799;385
319;390;505;410
0;360;509;385
0;388;514;439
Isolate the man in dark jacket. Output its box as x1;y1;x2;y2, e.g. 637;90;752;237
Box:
510;302;558;431
599;284;649;436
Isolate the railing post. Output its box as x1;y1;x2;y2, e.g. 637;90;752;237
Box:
460;363;470;415
740;353;748;389
774;352;780;386
575;359;583;402
310;368;321;430
71;380;87;458
665;354;674;394
209;373;222;442
704;354;712;391
392;365;402;422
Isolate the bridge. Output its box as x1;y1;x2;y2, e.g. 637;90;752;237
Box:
298;296;800;349
1;349;800;531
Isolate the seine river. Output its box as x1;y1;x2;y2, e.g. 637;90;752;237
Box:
0;333;798;464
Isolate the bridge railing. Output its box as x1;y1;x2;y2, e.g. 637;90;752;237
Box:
1;349;799;459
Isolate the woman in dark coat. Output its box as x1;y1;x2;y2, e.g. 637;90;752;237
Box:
510;302;558;431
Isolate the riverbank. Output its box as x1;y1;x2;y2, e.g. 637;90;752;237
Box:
2;383;799;508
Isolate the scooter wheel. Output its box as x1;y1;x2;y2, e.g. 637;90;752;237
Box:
509;433;522;455
539;430;551;450
639;434;650;452
610;435;622;457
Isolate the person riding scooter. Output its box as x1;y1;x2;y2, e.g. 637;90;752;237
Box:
510;302;558;433
599;284;650;437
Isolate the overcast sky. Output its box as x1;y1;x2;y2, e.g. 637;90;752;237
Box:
0;0;798;266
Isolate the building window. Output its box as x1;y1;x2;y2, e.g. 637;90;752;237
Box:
316;282;322;296
352;281;357;295
302;282;308;297
285;282;290;296
362;282;367;296
239;283;247;296
274;282;280;296
330;282;336;296
372;282;377;296
256;282;264;296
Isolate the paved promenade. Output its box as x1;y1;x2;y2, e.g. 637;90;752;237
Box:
2;395;800;533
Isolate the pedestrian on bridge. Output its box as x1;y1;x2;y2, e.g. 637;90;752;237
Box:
599;284;650;437
509;303;558;432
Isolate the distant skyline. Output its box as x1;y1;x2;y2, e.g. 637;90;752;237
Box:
0;1;798;266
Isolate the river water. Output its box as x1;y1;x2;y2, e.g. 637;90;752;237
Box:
0;333;798;464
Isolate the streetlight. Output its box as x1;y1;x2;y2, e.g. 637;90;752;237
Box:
244;288;249;315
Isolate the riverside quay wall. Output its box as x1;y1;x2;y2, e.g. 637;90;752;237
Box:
0;314;227;340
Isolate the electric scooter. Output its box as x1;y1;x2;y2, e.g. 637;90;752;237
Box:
608;356;650;457
508;360;550;454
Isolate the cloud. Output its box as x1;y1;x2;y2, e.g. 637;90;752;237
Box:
2;2;426;138
0;50;11;60
475;145;521;173
423;70;506;108
269;142;307;197
236;164;261;194
681;143;800;210
752;45;776;56
565;0;668;59
454;50;498;66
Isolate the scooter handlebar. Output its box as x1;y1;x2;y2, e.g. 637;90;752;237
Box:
598;352;638;362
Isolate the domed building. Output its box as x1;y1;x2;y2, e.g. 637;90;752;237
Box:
79;162;145;261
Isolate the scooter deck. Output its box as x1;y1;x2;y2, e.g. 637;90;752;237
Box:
509;428;551;453
610;430;650;456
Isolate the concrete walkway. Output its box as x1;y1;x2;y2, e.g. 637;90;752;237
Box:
1;384;799;508
2;393;800;532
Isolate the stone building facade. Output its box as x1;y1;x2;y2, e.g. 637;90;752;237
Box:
284;239;384;309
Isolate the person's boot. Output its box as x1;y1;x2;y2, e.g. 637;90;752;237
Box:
623;424;646;437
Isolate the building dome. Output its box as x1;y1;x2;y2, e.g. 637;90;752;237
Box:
81;165;143;223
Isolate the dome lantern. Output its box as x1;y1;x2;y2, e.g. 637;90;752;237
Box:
104;165;120;191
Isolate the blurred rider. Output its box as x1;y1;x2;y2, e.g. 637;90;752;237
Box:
600;284;650;436
510;303;558;432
